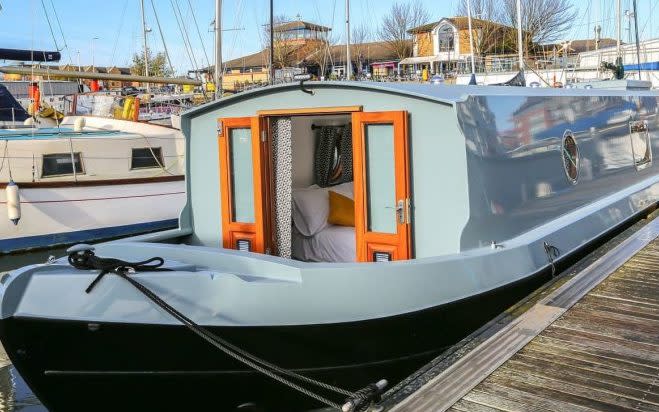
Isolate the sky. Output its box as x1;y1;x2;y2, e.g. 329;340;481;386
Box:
1;0;658;75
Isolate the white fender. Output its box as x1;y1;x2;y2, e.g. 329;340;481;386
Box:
73;117;86;132
5;180;20;225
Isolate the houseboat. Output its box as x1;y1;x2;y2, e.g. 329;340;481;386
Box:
0;81;657;411
0;115;185;253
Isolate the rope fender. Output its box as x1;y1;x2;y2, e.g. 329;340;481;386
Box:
67;246;387;411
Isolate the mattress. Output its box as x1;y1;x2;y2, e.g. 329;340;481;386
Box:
291;224;356;262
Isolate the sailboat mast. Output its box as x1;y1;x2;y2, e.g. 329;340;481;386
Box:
269;0;274;84
214;0;222;98
346;0;351;79
616;0;621;59
632;0;641;78
466;0;476;84
516;0;524;71
139;0;150;93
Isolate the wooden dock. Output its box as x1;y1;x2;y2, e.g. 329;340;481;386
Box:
386;217;659;412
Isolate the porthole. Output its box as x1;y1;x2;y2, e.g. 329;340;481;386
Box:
561;131;579;184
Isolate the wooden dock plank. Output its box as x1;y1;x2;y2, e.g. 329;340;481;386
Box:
533;331;659;368
387;218;659;412
488;366;657;411
574;295;659;322
520;346;659;384
505;356;659;404
449;399;506;412
542;326;659;361
465;382;597;412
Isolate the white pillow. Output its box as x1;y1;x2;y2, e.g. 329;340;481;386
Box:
292;182;353;237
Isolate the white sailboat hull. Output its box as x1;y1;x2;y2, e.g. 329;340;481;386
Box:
0;180;184;253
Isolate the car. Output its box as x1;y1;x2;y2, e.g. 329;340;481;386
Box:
121;86;140;96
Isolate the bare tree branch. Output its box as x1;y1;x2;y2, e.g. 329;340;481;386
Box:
351;23;372;71
501;0;577;44
378;0;431;60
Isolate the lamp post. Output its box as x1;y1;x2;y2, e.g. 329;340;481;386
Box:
91;37;99;68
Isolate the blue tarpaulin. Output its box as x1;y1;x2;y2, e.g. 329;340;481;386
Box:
623;61;659;71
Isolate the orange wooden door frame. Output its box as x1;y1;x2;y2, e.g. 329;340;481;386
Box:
218;116;267;253
352;111;411;262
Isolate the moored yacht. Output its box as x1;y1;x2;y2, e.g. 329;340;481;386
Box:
0;81;657;411
0;115;185;253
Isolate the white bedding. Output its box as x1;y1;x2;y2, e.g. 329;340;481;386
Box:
292;225;356;262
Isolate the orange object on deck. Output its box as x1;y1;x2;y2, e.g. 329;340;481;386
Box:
27;82;40;111
90;79;100;92
132;97;140;122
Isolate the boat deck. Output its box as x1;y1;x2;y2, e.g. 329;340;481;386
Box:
386;216;659;412
0;127;124;139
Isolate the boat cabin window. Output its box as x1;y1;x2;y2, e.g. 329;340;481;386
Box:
561;132;579;184
42;153;84;177
131;147;164;169
630;121;652;170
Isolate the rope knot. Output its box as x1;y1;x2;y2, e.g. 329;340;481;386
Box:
66;247;167;293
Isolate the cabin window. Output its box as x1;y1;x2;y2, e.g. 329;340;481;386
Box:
42;153;84;177
131;147;164;169
561;131;579;184
229;128;256;223
365;124;398;233
629;121;652;170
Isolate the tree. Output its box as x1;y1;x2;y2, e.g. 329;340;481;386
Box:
455;0;513;55
351;23;372;73
130;48;173;77
455;0;576;55
378;0;431;60
501;0;577;44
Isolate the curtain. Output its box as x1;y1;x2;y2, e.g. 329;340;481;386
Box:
272;117;293;258
314;125;352;187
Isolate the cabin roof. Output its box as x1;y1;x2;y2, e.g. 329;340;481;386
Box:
181;81;659;120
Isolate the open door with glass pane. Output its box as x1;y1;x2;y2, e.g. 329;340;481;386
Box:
352;111;411;262
218;116;267;253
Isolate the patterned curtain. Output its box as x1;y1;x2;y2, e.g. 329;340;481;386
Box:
314;125;352;187
272;118;292;258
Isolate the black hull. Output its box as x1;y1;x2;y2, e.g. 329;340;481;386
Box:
0;272;549;411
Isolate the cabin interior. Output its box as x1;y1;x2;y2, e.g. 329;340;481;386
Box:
218;109;411;264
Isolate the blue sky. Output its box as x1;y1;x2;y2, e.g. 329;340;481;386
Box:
1;0;658;75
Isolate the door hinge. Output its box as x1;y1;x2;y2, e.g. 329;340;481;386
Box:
405;198;412;224
217;120;223;135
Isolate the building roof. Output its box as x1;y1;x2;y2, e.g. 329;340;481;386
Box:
223;50;272;70
408;17;516;34
274;20;331;33
222;40;405;70
543;38;621;54
326;41;406;64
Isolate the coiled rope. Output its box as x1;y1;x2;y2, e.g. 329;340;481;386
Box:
68;249;385;411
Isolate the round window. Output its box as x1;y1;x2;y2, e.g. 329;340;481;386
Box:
561;131;579;184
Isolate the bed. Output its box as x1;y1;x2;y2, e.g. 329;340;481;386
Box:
290;182;356;262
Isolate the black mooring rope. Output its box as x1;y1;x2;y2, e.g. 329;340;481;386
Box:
68;250;384;411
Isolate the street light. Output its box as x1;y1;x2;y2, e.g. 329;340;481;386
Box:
91;37;99;68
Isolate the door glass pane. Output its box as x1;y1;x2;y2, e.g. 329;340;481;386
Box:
365;124;397;234
229;127;255;223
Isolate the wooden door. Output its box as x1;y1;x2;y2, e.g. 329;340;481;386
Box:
218;116;267;253
352;111;411;262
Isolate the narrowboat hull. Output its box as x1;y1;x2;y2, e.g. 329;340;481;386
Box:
0;268;549;412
